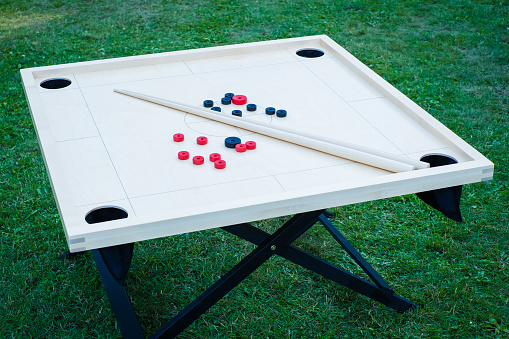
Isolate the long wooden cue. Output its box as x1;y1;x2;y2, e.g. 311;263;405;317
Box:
114;89;429;173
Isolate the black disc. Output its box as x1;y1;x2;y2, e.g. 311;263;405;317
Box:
276;109;287;117
225;136;241;148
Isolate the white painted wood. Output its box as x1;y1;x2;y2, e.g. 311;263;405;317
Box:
38;89;99;141
74;61;193;87
20;35;493;252
184;49;297;74
55;137;127;206
298;57;383;102
348;98;446;154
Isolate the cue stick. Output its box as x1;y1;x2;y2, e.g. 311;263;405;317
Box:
114;89;429;173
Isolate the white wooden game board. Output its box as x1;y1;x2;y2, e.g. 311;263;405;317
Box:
21;35;493;252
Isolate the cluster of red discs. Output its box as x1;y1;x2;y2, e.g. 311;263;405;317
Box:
174;133;226;169
177;152;226;169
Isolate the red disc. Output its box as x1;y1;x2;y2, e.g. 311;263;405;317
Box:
193;156;204;165
214;160;226;169
235;143;247;152
245;141;256;150
232;95;247;105
197;136;208;145
178;151;189;160
209;153;221;162
173;133;184;142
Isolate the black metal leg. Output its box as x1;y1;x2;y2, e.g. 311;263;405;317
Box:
223;214;418;313
318;214;394;293
92;243;144;339
150;210;325;339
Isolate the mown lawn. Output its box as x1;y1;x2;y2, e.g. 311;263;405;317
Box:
1;0;508;338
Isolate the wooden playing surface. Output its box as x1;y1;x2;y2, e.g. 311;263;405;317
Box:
21;35;493;252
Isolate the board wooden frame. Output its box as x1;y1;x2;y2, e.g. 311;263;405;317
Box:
21;35;493;252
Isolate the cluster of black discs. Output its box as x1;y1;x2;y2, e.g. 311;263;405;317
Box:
203;93;287;118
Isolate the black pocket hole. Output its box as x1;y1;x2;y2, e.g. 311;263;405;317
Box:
40;78;72;89
85;206;128;224
420;153;458;168
296;48;325;58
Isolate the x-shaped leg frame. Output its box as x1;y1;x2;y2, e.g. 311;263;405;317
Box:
88;209;417;339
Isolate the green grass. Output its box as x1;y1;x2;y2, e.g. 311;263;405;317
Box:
1;0;508;338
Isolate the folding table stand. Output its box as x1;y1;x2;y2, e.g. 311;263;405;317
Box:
64;209;417;338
